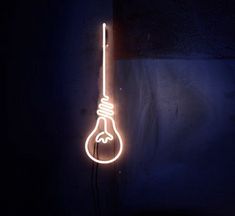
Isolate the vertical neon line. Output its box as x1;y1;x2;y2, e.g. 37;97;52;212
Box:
102;23;106;97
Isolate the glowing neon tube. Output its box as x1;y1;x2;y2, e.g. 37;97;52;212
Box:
84;23;123;164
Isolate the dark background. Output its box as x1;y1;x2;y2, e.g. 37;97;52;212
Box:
6;0;235;215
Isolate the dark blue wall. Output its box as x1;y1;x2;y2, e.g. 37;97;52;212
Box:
115;59;235;216
112;1;235;215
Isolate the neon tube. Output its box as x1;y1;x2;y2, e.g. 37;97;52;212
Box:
84;23;123;164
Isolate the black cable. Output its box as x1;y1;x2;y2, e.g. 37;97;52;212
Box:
95;143;101;216
91;144;97;216
91;142;101;216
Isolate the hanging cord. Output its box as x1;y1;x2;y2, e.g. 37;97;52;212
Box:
95;143;101;216
91;144;97;215
91;143;101;216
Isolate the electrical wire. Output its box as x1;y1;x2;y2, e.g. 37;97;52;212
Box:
91;143;101;216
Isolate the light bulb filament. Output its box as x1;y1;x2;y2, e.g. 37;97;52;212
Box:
95;96;114;143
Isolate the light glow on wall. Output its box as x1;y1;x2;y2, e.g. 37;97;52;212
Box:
84;23;123;164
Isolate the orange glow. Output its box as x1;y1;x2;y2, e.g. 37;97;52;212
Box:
84;23;123;164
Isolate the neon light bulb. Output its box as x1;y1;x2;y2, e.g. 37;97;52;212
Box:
84;23;123;164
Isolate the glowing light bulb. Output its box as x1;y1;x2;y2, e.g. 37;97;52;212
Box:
84;23;123;164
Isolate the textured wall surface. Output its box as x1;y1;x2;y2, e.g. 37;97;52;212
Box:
113;0;235;59
114;59;235;215
111;0;235;215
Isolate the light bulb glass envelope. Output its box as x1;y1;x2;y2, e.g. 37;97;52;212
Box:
85;96;123;164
